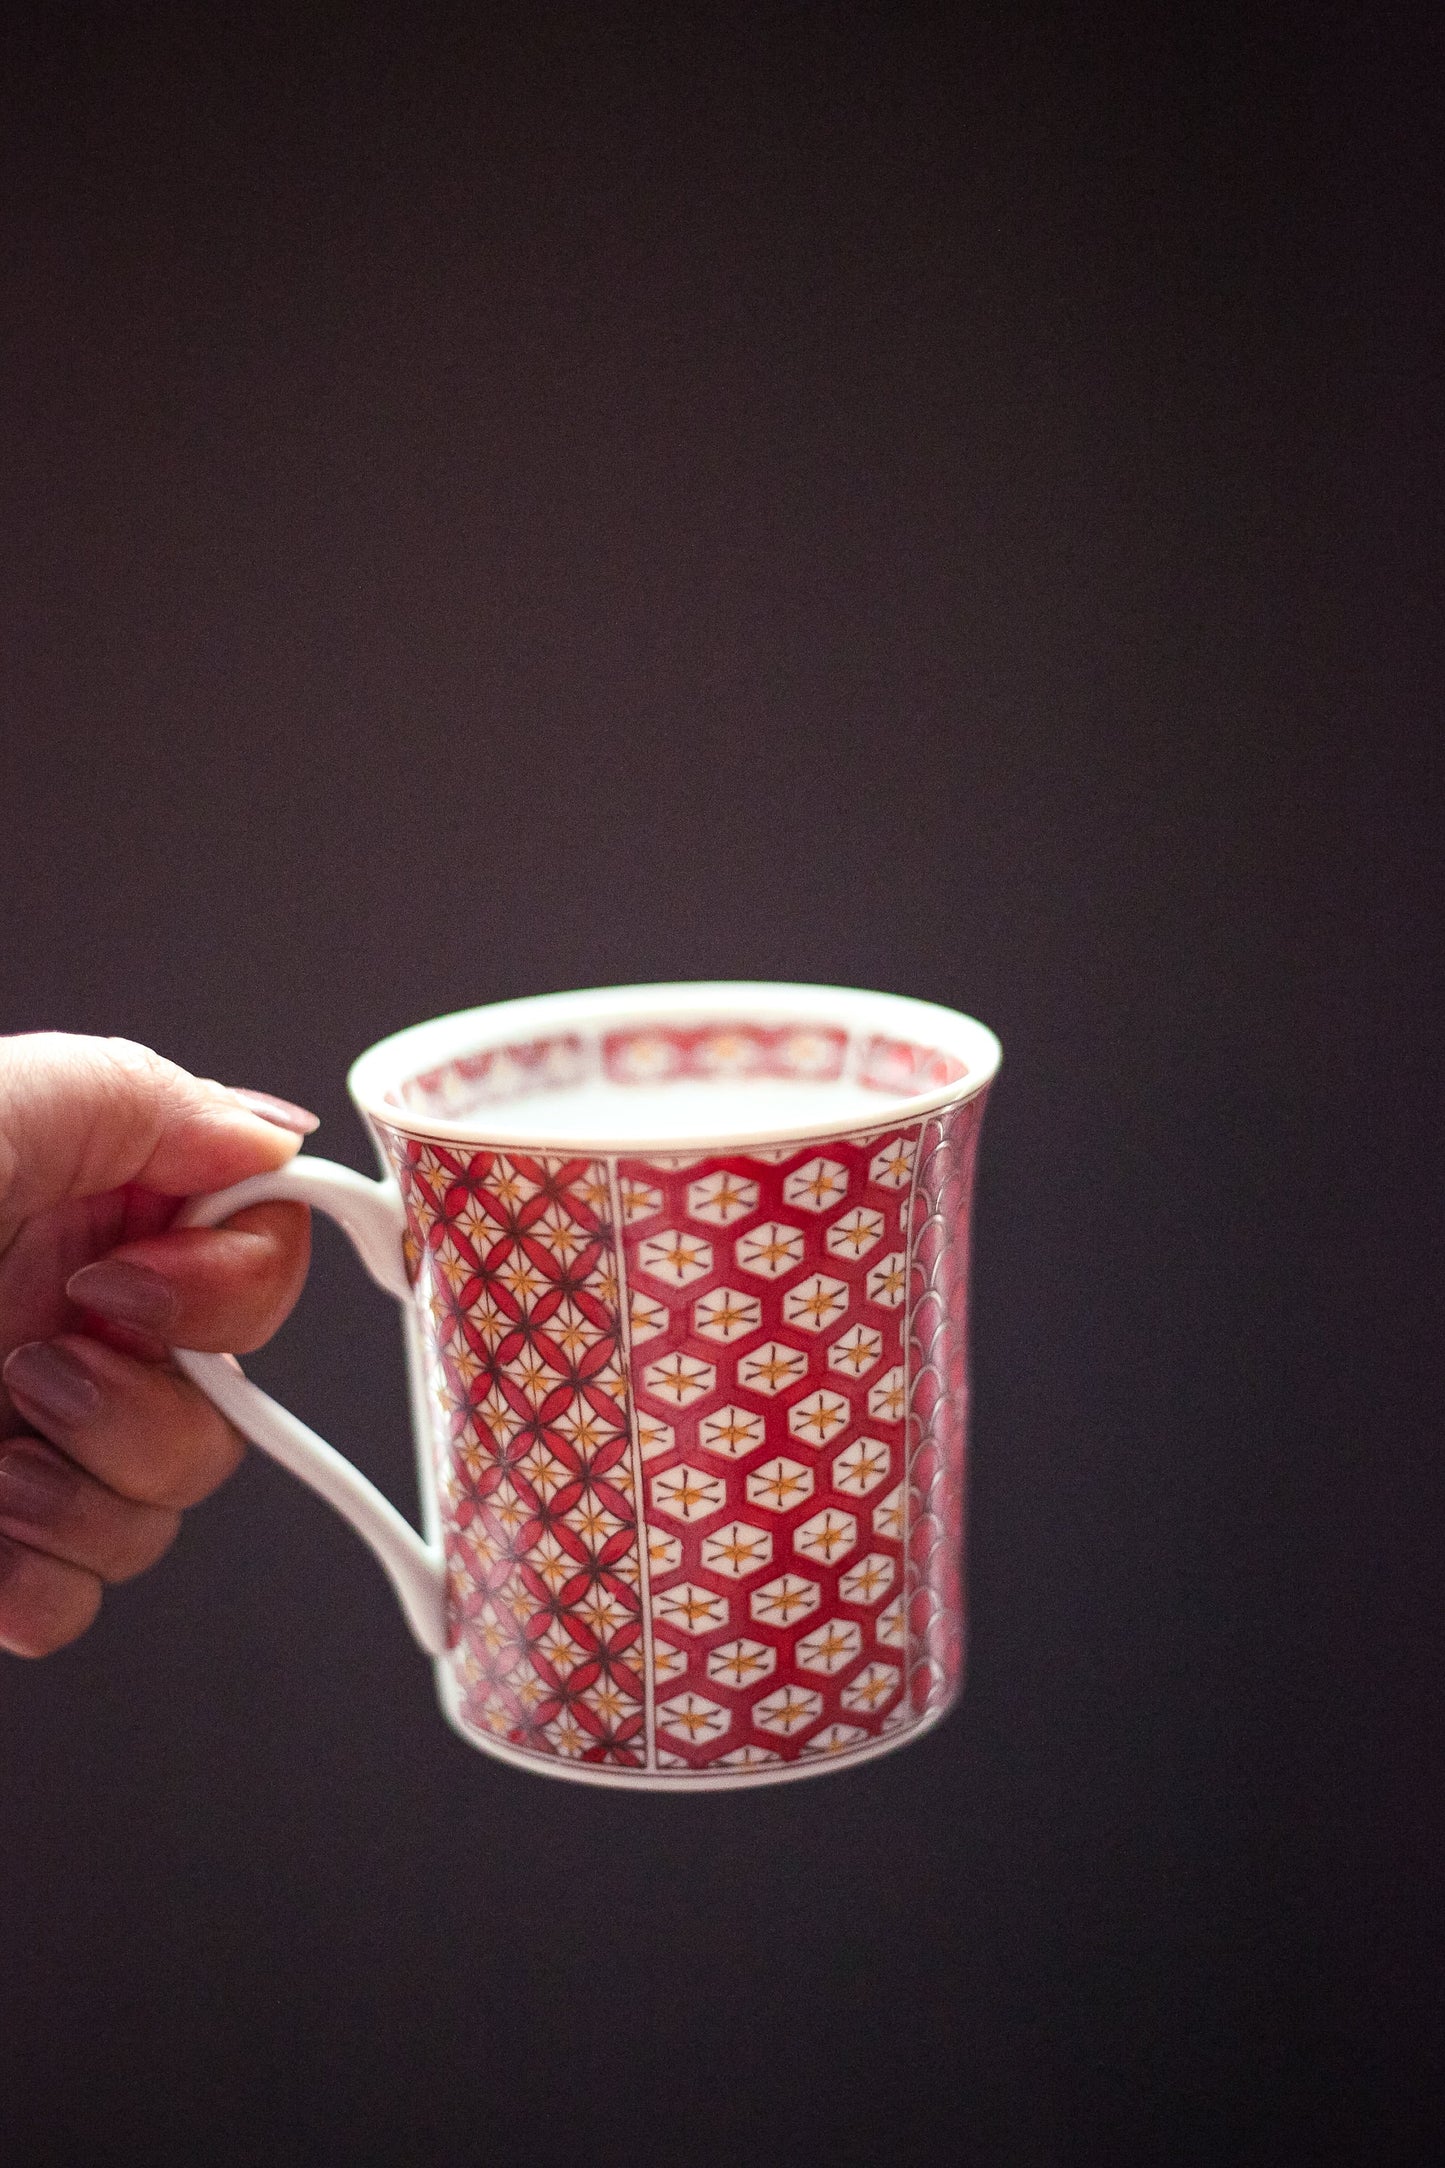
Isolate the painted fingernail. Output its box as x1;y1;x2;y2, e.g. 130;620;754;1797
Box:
66;1259;178;1331
3;1342;103;1428
227;1088;320;1136
0;1445;75;1525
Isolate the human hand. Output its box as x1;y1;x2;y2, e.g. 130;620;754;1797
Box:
0;1035;315;1654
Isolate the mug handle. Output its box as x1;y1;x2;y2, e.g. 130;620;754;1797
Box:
168;1156;448;1655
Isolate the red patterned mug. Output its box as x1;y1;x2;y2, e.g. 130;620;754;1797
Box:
176;984;1000;1789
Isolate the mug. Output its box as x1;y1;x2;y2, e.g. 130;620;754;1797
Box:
176;983;1000;1789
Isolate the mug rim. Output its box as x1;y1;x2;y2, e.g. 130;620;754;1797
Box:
348;980;1002;1155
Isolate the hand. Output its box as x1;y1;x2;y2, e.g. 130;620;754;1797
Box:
0;1035;316;1654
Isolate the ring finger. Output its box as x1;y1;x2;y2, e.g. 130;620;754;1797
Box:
2;1332;246;1510
0;1435;181;1584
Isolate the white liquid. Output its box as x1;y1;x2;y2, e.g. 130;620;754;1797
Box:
460;1076;920;1146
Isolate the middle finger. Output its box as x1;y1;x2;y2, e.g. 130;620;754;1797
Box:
2;1334;245;1509
0;1436;180;1583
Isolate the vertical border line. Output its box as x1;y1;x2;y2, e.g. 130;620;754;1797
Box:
899;1117;929;1720
607;1156;657;1770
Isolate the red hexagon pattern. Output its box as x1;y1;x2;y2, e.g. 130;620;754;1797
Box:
374;1040;988;1782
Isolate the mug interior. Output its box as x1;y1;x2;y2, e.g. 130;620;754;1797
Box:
349;983;1000;1153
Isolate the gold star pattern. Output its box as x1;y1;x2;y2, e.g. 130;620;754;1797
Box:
735;1222;806;1279
802;1722;869;1755
648;1529;683;1576
489;1161;539;1214
737;1341;807;1396
516;1441;572;1504
796;1618;863;1675
700;1520;773;1579
619;1177;663;1223
447;1341;487;1390
686;1170;761;1225
866;1252;908;1309
867;1367;907;1423
650;1582;729;1635
628;1290;669;1345
531;1203;589;1266
825;1206;886;1260
434;1243;474;1297
495;1250;550;1308
545;1712;591;1758
512;1346;563;1408
699;1406;766;1461
568;1166;610;1217
637;1228;714;1287
793;1508;858;1565
541;1298;603;1364
839;1552;896;1605
526;1530;576;1596
706;1638;777;1688
871;1483;904;1541
552;1395;615;1458
475;1383;525;1447
456;1196;503;1250
745;1457;814;1512
693;1287;763;1343
787;1390;850;1445
658;1692;729;1743
782;1158;849;1213
653;1640;688;1684
635;1412;675;1461
564;1488;624;1553
536;1620;585;1676
841;1662;901;1713
582;1675;633;1728
827;1323;884;1377
641;1351;717;1407
486;1481;531;1538
577;1583;633;1638
749;1574;821;1627
832;1437;892;1498
753;1683;824;1736
782;1274;849;1332
868;1136;916;1190
649;1464;727;1523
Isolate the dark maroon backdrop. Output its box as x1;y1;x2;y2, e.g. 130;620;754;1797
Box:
3;8;1441;2164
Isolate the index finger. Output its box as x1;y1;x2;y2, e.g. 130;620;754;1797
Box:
0;1035;316;1233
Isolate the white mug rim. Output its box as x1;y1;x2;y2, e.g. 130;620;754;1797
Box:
348;982;1001;1156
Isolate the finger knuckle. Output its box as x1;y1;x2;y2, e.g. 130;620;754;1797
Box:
71;1041;180;1185
145;1414;243;1508
221;1234;303;1349
104;1507;181;1584
141;1433;207;1509
99;1038;197;1131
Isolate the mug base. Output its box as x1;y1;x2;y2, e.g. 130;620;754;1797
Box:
434;1670;956;1790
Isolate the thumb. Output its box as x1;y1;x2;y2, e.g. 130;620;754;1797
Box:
0;1034;317;1230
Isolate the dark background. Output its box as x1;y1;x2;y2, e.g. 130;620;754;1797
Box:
2;6;1441;2163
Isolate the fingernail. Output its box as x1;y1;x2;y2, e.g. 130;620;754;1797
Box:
66;1259;178;1331
3;1341;103;1428
227;1088;320;1136
0;1445;75;1525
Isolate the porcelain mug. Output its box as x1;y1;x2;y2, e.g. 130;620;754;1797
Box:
176;983;1000;1789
